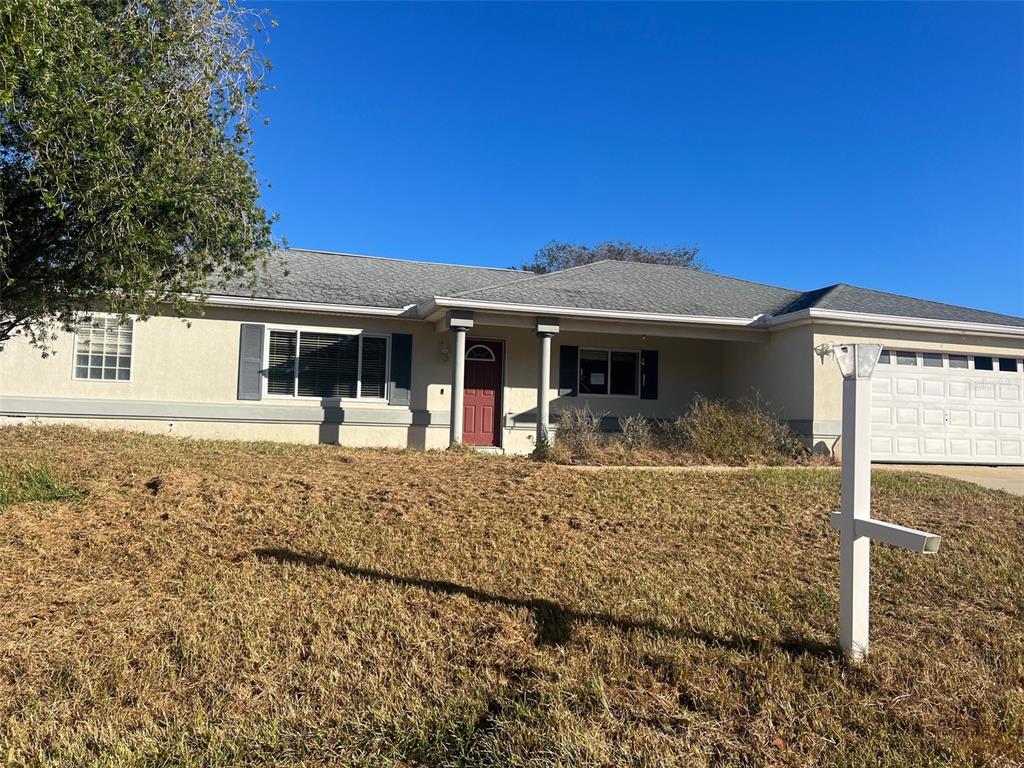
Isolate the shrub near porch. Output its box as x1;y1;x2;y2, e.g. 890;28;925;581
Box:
548;397;812;466
0;425;1021;766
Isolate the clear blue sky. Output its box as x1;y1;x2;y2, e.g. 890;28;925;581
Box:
252;2;1024;316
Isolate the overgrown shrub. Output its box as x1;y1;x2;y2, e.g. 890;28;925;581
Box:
538;398;805;466
554;406;604;463
618;414;653;450
680;395;804;465
657;415;689;449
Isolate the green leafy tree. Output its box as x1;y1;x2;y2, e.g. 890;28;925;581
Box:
0;0;277;349
519;241;702;274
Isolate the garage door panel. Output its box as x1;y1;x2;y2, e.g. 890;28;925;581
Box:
895;378;918;396
975;439;997;457
974;383;995;400
871;407;892;425
998;411;1021;429
998;383;1021;401
895;437;920;455
1000;440;1022;458
948;438;972;457
871;436;893;454
974;411;996;428
948;381;970;398
871;360;1024;465
947;409;971;427
895;408;918;426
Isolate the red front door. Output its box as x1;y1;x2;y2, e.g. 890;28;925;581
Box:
462;339;503;447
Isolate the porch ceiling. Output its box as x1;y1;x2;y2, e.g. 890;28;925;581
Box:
430;306;768;343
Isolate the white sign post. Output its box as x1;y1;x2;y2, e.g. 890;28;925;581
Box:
829;343;941;662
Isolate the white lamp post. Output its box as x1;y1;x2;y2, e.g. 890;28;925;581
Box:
830;343;941;662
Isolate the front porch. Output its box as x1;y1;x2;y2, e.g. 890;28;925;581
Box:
434;308;785;454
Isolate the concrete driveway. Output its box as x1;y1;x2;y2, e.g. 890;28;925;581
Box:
886;465;1024;496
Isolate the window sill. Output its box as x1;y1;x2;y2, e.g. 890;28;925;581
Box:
263;394;391;404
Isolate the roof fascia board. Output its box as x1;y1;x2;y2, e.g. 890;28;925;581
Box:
204;294;416;317
454;310;765;342
766;308;1024;337
424;296;761;328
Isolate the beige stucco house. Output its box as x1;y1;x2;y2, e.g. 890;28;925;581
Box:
2;250;1022;463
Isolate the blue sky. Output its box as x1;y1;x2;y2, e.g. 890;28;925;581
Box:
252;2;1024;316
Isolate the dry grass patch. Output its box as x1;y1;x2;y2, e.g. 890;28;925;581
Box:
0;425;1021;767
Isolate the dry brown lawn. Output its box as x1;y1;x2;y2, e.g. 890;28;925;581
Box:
0;424;1021;767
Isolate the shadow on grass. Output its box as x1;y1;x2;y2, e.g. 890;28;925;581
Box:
248;547;841;661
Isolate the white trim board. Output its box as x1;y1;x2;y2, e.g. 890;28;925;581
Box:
203;294;417;318
423;296;764;327
764;308;1024;338
0;395;448;427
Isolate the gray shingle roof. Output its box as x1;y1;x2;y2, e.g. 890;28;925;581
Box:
215;249;524;309
447;260;804;319
214;248;1023;329
449;261;1023;327
776;283;1024;328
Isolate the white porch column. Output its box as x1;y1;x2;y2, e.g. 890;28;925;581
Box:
535;317;560;446
839;374;872;660
445;310;474;447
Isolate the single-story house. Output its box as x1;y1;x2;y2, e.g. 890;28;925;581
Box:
2;249;1022;464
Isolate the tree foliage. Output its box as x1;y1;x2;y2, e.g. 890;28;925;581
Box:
0;0;276;349
519;241;702;274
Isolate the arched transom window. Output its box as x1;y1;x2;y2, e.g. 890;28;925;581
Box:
466;344;496;361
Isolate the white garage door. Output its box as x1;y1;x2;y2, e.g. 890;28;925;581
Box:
871;350;1024;465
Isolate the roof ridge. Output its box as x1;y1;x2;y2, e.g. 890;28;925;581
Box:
450;259;808;303
284;247;521;274
445;260;607;298
587;258;805;296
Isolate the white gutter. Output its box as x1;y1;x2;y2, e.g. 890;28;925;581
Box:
198;294;1023;339
422;297;763;328
204;294;416;317
764;307;1024;338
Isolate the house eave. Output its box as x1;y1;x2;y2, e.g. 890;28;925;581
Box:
204;294;418;318
764;307;1024;338
421;296;765;329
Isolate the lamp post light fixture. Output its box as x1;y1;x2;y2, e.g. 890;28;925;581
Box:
829;342;941;662
833;343;883;380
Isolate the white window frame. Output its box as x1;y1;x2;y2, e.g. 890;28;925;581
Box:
263;324;391;402
465;344;497;361
578;347;641;398
72;315;134;383
996;357;1022;374
947;353;969;370
970;354;997;373
877;349;1022;374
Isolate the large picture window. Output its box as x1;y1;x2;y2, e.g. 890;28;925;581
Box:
74;316;133;381
578;349;639;396
266;329;388;399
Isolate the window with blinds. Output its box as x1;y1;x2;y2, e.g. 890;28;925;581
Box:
267;329;388;399
74;316;133;381
267;330;297;395
360;336;388;398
